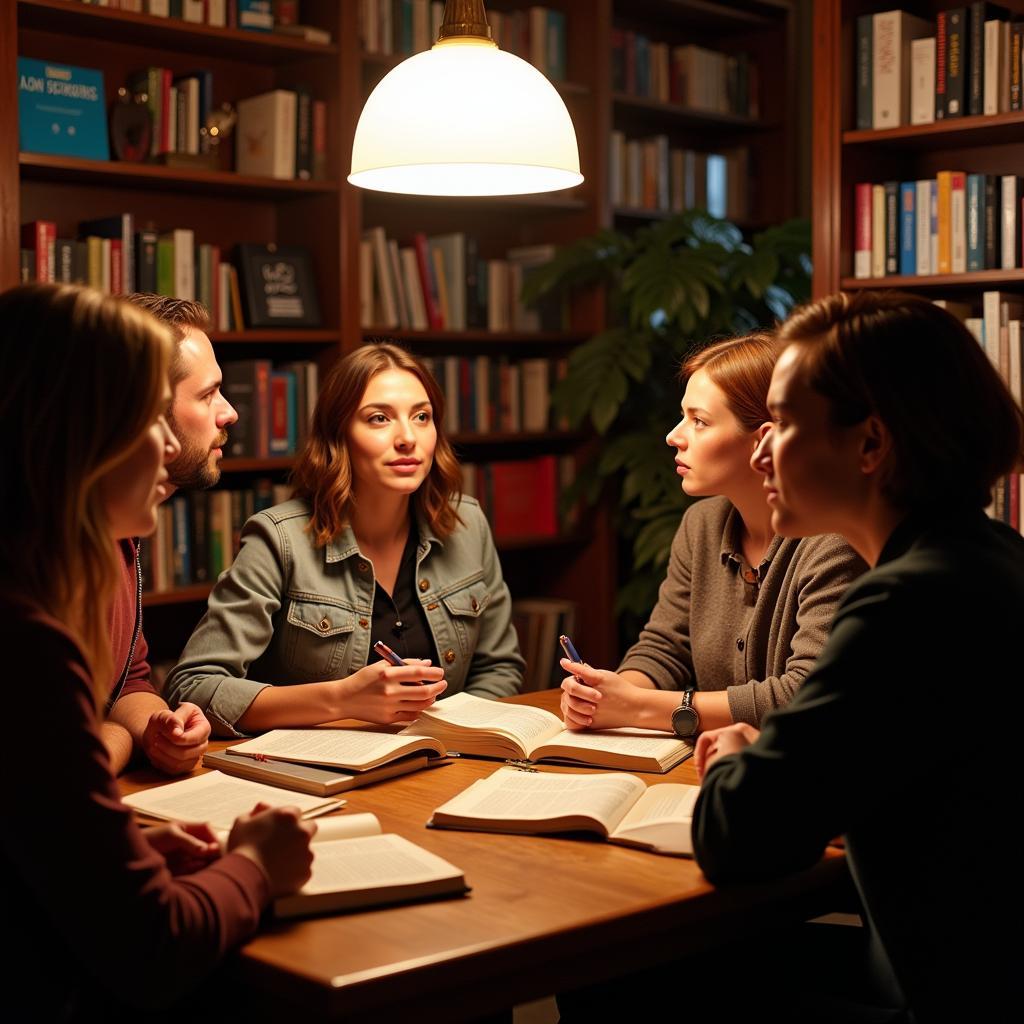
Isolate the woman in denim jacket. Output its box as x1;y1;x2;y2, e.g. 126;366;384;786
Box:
165;343;525;736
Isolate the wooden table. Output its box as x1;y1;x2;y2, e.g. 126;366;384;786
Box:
121;691;849;1022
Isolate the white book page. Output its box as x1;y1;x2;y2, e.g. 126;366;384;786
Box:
300;833;462;894
539;727;690;759
122;771;340;830
228;728;435;768
610;784;698;856
403;693;563;752
434;767;646;833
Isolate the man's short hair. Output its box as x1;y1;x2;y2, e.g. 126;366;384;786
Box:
124;294;211;387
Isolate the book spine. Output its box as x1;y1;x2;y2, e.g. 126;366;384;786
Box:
984;19;1002;115
967;173;985;271
294;88;312;180
985;174;1002;268
884;181;899;274
1002;175;1021;268
946;8;967;116
915;180;932;275
911;36;936;123
854;183;872;278
951;172;967;273
937;171;953;274
1012;23;1024;110
899;182;917;276
936;11;948;119
871;184;886;278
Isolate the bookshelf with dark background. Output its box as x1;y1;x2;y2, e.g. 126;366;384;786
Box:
0;0;801;670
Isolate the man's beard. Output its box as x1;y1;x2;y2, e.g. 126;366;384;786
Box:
167;421;228;490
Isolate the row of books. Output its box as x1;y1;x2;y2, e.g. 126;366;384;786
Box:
856;5;1024;130
128;67;215;160
611;31;759;118
78;0;314;36
141;480;290;592
852;174;1023;278
222;359;319;458
20;219;245;330
420;356;566;436
360;228;564;333
461;455;575;542
609;134;749;221
358;1;567;79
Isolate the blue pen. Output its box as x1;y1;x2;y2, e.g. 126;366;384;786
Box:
558;634;583;665
373;639;406;666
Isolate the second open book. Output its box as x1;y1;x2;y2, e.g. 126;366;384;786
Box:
429;767;700;857
225;693;692;774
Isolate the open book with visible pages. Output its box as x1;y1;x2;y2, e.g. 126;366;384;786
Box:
429;767;699;857
121;770;344;829
401;693;692;773
250;813;467;919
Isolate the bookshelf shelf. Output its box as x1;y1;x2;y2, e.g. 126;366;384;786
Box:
842;111;1024;151
19;154;339;199
365;329;588;346
841;271;1024;291
211;330;341;344
143;584;212;608
219;457;296;473
612;93;769;131
17;0;338;62
620;0;790;31
451;431;584;447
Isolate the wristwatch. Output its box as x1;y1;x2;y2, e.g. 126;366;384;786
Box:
670;688;700;738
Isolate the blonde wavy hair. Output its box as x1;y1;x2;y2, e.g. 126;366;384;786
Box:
0;284;172;703
292;342;463;546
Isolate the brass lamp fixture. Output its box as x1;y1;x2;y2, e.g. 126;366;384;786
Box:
348;0;583;196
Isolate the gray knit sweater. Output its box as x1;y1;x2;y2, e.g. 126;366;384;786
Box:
618;496;866;725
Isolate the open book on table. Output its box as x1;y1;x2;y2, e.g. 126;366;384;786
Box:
429;767;699;857
121;770;344;830
401;692;692;773
227;813;467;919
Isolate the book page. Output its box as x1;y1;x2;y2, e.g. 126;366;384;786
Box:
614;784;699;831
299;834;463;894
433;767;646;833
228;728;439;769
539;727;691;760
215;812;381;848
403;693;563;752
122;771;341;829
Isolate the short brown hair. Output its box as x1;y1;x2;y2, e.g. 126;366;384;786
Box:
779;290;1024;512
124;294;210;386
291;341;463;545
682;332;779;432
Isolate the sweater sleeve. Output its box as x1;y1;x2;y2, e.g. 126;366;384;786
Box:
617;513;695;690
6;618;270;1011
726;534;865;726
693;577;916;884
164;514;283;736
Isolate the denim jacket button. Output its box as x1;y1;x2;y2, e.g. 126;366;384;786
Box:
443;648;456;664
318;617;331;632
419;579;430;592
471;597;479;611
358;618;369;628
357;560;370;573
426;602;439;611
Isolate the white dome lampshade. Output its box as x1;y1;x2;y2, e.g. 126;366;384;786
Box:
349;0;583;197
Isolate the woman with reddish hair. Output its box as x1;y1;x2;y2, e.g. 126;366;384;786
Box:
560;332;865;740
167;342;524;734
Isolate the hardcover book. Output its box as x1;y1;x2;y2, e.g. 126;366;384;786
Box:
236;243;321;328
18;58;109;160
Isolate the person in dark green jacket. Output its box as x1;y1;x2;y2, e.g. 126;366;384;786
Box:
693;290;1024;1022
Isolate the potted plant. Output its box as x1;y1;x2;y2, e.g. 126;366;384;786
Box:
523;212;812;632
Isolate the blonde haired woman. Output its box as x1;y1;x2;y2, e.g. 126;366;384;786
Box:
0;284;313;1016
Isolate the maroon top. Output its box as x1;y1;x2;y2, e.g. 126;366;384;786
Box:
1;596;270;1014
109;538;155;703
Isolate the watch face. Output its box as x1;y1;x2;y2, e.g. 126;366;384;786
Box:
671;705;700;738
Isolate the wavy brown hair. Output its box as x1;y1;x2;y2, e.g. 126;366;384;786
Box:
292;342;462;546
778;290;1024;512
0;284;172;702
681;331;779;432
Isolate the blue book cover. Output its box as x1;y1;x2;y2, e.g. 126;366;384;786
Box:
899;183;916;276
237;0;272;32
967;173;985;271
18;57;109;161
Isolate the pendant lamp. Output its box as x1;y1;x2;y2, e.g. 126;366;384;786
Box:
348;0;583;197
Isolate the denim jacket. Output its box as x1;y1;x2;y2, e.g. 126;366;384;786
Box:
164;496;525;736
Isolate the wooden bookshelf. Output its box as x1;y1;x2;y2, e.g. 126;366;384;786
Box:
812;1;1024;297
3;0;800;665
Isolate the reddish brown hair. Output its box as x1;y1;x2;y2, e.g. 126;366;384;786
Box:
291;342;462;546
778;290;1024;511
681;331;779;432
